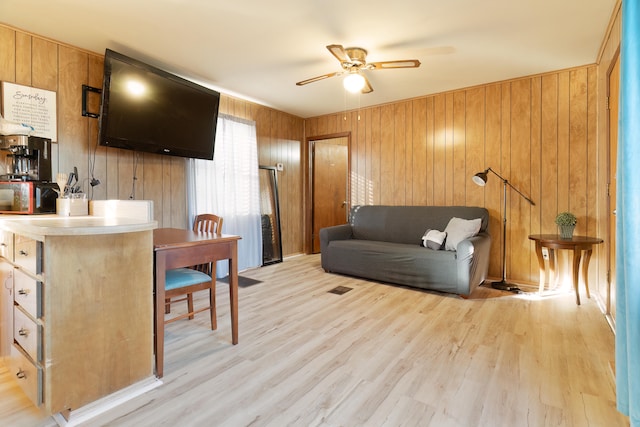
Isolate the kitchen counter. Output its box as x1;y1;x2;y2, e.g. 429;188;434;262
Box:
0;214;157;240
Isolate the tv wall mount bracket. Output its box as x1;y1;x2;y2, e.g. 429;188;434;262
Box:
82;84;101;118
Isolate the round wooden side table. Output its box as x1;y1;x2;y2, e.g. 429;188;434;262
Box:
528;234;604;305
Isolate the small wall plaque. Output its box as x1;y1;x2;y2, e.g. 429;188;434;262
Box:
1;81;57;142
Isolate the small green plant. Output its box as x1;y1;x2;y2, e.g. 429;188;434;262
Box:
555;212;577;226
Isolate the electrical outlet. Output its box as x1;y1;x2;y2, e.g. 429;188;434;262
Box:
542;247;549;260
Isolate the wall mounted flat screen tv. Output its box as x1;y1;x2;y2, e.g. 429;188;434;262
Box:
98;49;220;160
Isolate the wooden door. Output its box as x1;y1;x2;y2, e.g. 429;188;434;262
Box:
607;53;620;322
312;138;349;253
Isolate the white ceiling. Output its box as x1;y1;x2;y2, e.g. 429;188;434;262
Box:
0;0;617;118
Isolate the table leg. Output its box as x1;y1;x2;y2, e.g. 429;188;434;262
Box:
572;249;582;305
229;242;239;345
154;256;166;378
582;248;593;299
534;241;546;294
549;249;557;288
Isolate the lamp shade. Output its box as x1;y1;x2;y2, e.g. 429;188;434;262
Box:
343;73;366;93
472;170;488;186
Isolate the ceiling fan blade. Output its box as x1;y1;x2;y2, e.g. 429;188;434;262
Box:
296;71;341;86
326;44;351;63
361;74;373;94
367;59;421;69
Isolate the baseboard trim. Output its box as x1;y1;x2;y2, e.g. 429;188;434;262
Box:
52;376;162;426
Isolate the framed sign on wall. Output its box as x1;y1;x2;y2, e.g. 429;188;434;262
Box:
1;81;57;141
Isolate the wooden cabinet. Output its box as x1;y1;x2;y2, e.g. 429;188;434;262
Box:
0;217;155;417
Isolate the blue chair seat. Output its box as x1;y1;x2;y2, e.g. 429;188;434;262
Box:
165;268;211;291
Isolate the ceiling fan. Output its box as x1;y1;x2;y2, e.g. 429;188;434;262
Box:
296;44;421;94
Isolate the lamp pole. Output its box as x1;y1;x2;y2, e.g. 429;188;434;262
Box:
472;167;535;292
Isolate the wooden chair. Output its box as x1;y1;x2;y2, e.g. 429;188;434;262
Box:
164;214;223;328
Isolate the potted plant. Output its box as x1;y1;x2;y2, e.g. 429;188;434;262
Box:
555;212;577;239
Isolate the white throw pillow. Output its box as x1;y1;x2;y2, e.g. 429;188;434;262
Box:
421;229;447;250
443;217;482;251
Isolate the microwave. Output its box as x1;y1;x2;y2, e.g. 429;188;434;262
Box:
0;181;59;214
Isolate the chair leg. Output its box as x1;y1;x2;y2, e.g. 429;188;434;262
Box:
187;293;195;320
210;266;217;330
165;298;171;314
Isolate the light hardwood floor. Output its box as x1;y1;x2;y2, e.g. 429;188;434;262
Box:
0;254;629;426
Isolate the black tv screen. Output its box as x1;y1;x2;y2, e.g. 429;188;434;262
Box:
98;49;220;160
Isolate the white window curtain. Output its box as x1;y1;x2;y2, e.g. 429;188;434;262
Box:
187;113;262;277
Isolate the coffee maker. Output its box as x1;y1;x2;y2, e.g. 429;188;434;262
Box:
0;134;52;181
0;134;58;214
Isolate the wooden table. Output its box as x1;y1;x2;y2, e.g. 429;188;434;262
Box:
153;228;241;377
528;234;603;305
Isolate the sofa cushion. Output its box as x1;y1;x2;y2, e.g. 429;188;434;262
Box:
421;229;447;250
443;217;482;251
350;205;489;245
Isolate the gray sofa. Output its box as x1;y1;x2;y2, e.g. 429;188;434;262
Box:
320;205;491;296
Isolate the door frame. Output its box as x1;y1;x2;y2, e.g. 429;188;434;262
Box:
605;47;620;325
304;132;351;254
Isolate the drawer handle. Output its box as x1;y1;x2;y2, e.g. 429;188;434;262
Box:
16;369;26;379
18;327;29;337
17;288;30;296
19;249;28;257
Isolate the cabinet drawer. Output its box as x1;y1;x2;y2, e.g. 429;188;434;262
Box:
0;231;13;260
14;236;41;274
9;344;43;406
13;307;41;363
13;268;42;319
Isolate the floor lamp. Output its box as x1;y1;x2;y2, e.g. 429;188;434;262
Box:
472;167;535;292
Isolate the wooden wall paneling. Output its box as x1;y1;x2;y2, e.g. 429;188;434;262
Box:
15;32;31;85
362;108;371;206
557;72;571;214
143;154;164;225
433;94;446;206
58;46;88;179
586;66;598;236
425;97;434;206
509;79;532;282
403;102;413;204
586;66;600;287
0;26;16;81
452;91;466;206
530;76;542;279
444;92;454;206
116;151;136;201
556;71;571;277
540;74;559;234
357;108;367;205
412;98;427;206
31;38;57;91
168;156;187;228
499;83;511;278
485;84;503;279
86;54;105;201
393;102;406;205
380;105;394;205
569;68;589;235
465;87;485;209
370;106;381;206
256;107;272;166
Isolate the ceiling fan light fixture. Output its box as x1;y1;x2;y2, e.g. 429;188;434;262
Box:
343;72;366;93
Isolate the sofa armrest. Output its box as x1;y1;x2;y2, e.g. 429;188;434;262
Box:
320;224;352;270
455;232;492;295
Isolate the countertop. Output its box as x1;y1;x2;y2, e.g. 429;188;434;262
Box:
0;214;157;240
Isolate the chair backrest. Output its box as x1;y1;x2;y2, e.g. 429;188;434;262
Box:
191;214;223;275
193;214;223;235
